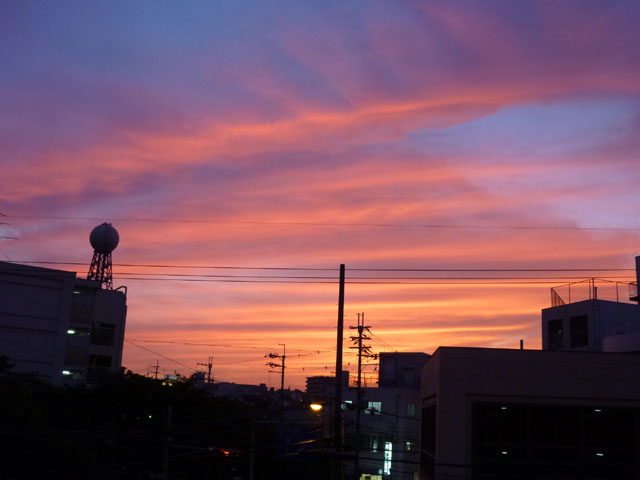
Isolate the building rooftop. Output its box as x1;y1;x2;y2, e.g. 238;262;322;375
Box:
550;277;638;307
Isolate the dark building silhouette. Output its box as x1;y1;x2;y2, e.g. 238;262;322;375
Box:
305;371;349;402
421;347;640;480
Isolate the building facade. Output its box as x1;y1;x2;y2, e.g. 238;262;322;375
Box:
0;261;127;385
343;352;429;480
421;347;640;480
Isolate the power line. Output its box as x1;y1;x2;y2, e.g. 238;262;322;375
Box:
125;340;197;373
5;266;634;280
6;260;636;272
5;267;636;285
7;260;335;271
5;213;640;231
370;332;395;351
124;338;334;354
74;277;640;285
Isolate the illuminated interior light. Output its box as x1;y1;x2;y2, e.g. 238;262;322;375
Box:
501;451;508;455
384;442;392;475
310;403;323;412
67;329;76;334
594;408;602;412
596;452;604;457
62;370;72;375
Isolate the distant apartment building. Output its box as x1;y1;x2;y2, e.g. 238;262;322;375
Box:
343;352;430;480
305;371;350;403
0;261;127;385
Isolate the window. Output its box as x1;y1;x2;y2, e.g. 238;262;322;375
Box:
370;435;379;453
472;403;640;480
365;401;382;415
88;354;112;367
548;319;563;350
422;404;436;480
422;405;436;455
87;355;112;383
383;442;393;475
407;402;416;417
406;440;416;451
73;286;95;296
570;315;588;347
91;322;115;346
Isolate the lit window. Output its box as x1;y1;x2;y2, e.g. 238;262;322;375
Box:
366;401;382;415
407;403;416;417
341;400;353;410
384;442;392;474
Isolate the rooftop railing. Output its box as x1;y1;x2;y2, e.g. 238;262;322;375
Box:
550;277;638;307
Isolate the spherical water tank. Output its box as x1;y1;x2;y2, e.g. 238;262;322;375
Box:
90;223;119;254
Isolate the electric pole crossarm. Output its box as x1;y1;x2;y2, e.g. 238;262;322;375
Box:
265;344;286;405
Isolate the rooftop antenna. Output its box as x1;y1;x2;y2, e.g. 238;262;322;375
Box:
87;222;119;289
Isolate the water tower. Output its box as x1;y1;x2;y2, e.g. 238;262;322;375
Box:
87;223;119;289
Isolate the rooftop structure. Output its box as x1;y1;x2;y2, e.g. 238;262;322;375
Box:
87;222;119;290
542;256;640;353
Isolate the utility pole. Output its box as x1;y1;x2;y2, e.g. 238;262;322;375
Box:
161;405;172;480
349;312;375;480
265;344;286;405
151;360;160;380
197;356;214;383
333;264;345;480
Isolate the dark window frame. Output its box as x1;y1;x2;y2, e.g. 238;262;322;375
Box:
548;319;563;350
570;315;589;348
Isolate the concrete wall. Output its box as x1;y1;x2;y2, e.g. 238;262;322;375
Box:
0;263;76;383
421;347;640;479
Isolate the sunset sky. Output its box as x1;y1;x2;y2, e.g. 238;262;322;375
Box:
2;1;640;389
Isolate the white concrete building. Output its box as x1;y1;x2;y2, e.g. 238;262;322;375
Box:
542;295;640;352
541;257;640;353
0;261;127;385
